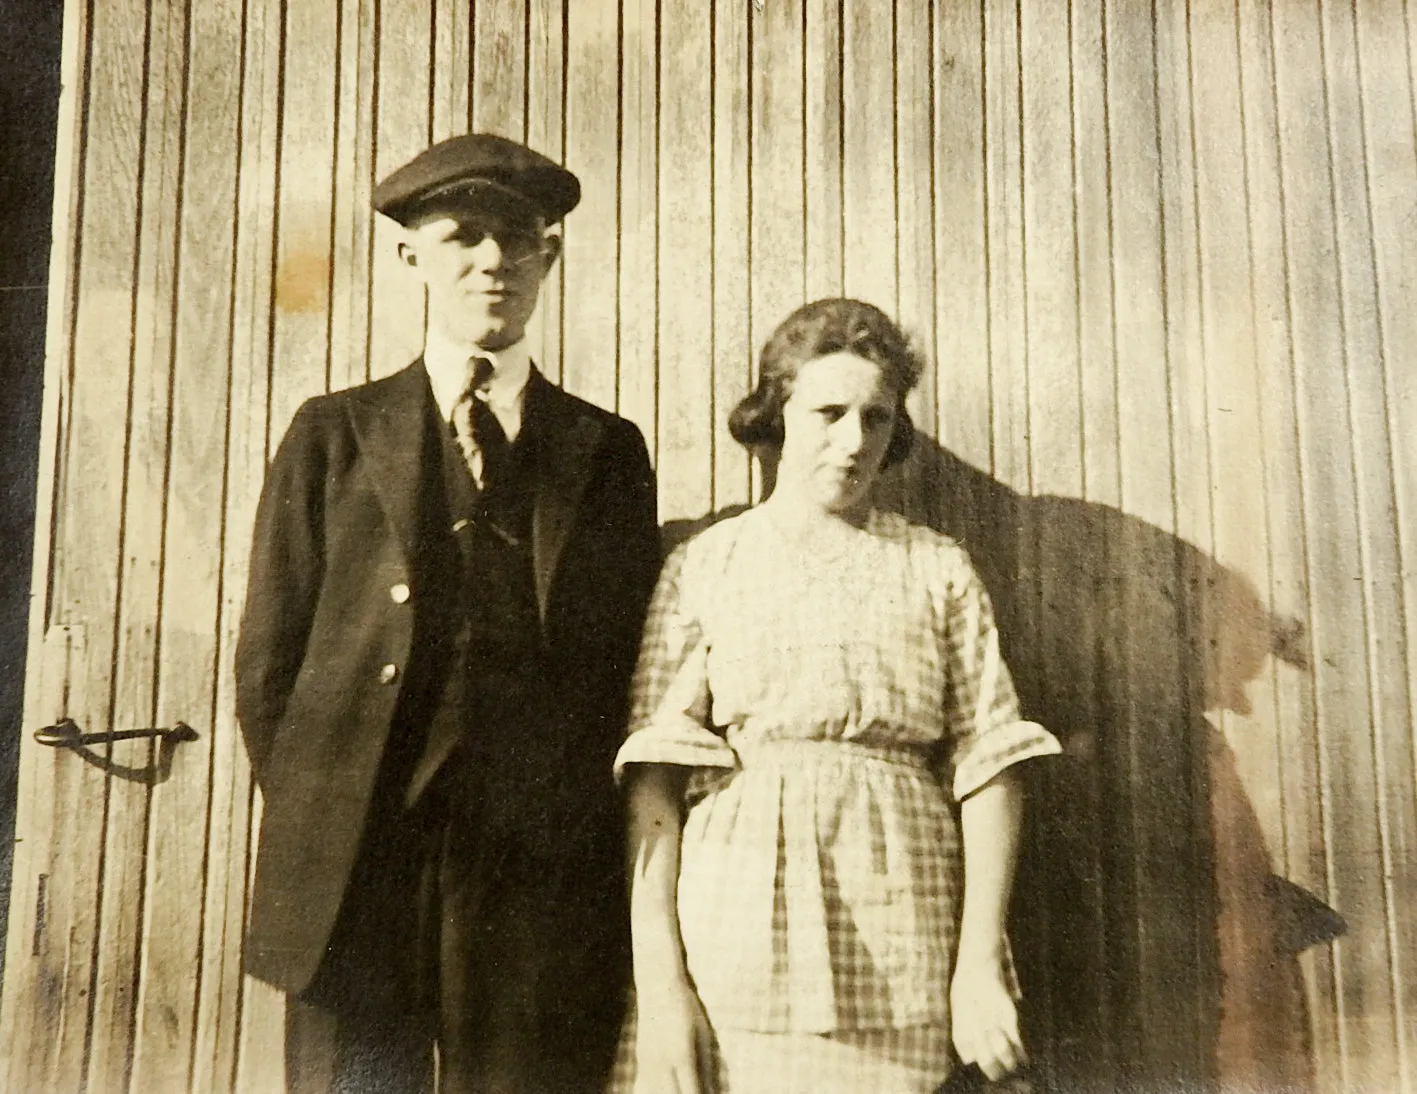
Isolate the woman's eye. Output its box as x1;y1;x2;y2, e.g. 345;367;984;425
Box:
816;405;846;423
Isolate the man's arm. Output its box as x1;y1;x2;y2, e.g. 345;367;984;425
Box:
234;401;329;782
605;420;662;613
594;421;662;694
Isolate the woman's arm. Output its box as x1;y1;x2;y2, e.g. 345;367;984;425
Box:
952;765;1027;1080
625;764;714;1094
626;764;693;991
957;765;1024;961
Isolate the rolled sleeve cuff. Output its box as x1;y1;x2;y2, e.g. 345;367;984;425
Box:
613;717;741;785
951;719;1062;801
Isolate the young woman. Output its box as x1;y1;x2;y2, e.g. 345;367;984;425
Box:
614;299;1060;1093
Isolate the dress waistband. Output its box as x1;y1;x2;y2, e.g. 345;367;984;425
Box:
728;736;932;771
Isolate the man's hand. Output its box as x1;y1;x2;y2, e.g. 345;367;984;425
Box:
633;980;716;1094
950;950;1026;1081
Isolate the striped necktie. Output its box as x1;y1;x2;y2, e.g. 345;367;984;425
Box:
449;356;508;490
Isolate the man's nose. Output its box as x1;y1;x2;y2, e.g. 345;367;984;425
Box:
465;233;506;269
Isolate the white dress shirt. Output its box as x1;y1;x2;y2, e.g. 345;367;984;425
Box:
423;327;533;442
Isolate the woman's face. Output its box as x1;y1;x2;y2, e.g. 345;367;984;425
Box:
776;351;897;517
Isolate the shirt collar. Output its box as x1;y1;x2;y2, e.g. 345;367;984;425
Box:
422;327;534;420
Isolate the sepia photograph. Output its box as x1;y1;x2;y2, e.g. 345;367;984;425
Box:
0;0;1413;1091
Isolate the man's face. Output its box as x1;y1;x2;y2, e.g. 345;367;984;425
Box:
398;201;560;350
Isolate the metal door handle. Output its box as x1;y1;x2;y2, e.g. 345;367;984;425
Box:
34;718;198;748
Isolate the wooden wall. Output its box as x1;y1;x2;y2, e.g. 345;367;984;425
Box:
2;1;1414;1091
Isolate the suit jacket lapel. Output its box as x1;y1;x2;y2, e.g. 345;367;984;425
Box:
525;370;604;620
345;362;431;563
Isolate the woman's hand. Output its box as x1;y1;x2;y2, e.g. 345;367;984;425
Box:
633;979;716;1094
950;948;1026;1081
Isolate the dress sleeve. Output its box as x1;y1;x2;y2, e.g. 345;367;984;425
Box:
613;538;739;783
939;548;1062;800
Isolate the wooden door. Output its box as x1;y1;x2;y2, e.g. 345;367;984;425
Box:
0;1;286;1090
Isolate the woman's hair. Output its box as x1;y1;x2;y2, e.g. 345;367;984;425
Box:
728;297;922;469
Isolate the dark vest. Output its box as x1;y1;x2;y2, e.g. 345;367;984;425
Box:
397;391;575;849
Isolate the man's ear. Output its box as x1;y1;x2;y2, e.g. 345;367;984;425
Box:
540;232;564;269
396;239;418;269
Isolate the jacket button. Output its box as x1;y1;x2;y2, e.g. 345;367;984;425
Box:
378;663;399;684
389;582;411;604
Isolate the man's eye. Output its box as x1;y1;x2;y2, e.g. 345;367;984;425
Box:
816;406;846;423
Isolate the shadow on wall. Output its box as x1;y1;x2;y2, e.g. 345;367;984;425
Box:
664;437;1337;1094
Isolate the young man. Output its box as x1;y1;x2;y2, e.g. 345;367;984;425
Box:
235;134;661;1094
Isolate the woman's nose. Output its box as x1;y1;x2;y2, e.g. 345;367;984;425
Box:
834;413;864;455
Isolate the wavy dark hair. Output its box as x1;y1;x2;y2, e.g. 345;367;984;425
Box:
728;297;922;470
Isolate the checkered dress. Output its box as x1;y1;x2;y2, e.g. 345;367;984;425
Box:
610;507;1060;1091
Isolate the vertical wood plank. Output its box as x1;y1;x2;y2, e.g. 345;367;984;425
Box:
656;0;712;523
748;0;804;367
1156;0;1213;556
982;0;1024;493
1106;0;1207;1083
804;0;842;302
1234;0;1339;1081
222;0;284;1087
1016;0;1083;1076
367;0;432;380
1273;3;1387;1089
711;0;752;514
1043;0;1120;1082
1319;0;1410;1085
893;0;936;529
894;0;935;435
269;0;338;424
1019;4;1080;507
88;0;189;1087
931;0;991;512
433;0;470;141
1190;0;1279;868
0;626;91;1091
618;0;657;433
1154;0;1222;1074
329;0;377;392
128;0;242;1088
526;0;566;383
1187;1;1320;1086
562;0;619;408
0;0;90;1081
471;0;526;137
841;0;897;312
35;0;152;1084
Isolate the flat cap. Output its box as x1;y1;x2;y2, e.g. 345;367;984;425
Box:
372;133;580;226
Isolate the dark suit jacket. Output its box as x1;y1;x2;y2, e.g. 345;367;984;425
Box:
234;362;660;994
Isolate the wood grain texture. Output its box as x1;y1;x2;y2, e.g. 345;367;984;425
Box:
562;0;619;409
4;2;1417;1091
128;0;243;1088
656;0;713;523
617;0;657;436
0;0;89;1082
710;0;752;516
40;0;153;1086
